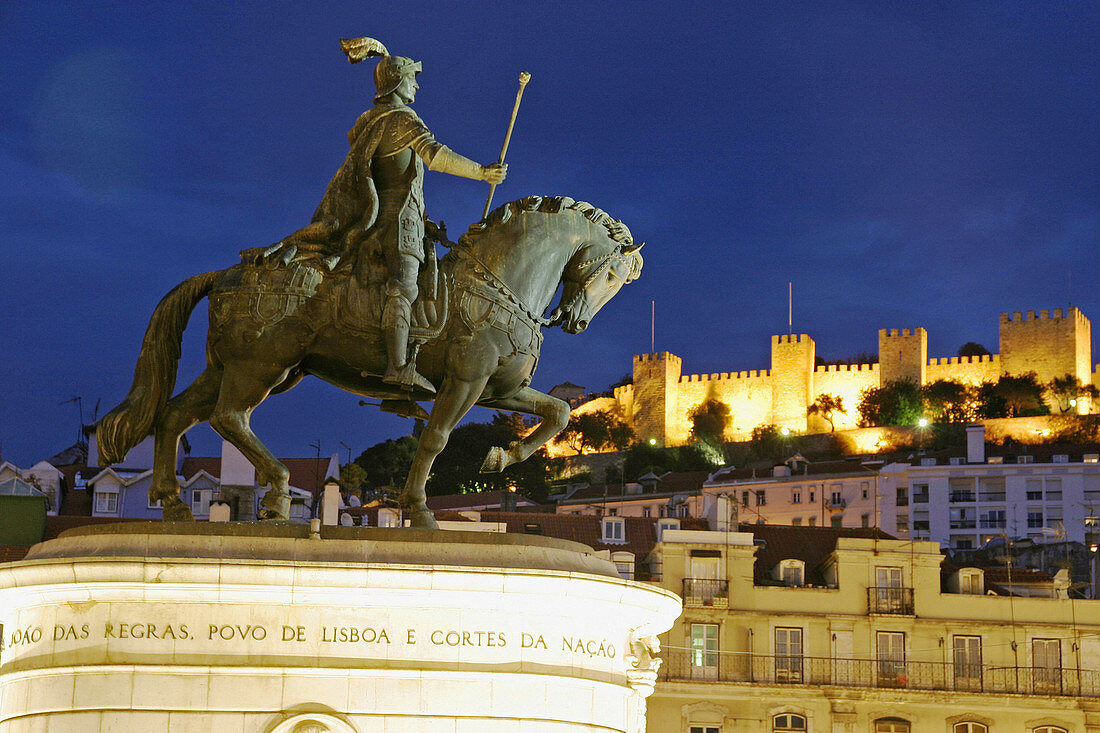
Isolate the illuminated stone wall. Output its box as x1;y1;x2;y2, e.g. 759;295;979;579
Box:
567;307;1095;448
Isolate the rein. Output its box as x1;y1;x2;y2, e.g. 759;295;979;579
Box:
453;247;554;327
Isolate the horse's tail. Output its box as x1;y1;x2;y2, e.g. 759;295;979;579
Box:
97;271;221;465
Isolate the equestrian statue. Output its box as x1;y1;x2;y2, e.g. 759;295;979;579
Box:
96;38;644;529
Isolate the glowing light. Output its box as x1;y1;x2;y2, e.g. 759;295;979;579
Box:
779;427;790;436
648;438;657;445
917;418;929;428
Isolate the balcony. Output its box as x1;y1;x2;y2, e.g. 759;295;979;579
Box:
912;493;929;504
979;493;1006;503
950;492;976;503
658;651;1096;698
682;578;729;608
825;497;846;510
950;520;977;530
868;586;914;615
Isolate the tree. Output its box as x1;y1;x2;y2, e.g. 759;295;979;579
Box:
807;393;845;431
975;373;1048;418
1046;374;1100;414
689;399;731;444
621;442;714;481
857;380;924;427
749;423;789;462
957;342;991;358
340;462;368;490
353;435;419;488
922;380;975;423
427;412;550;500
553;409;633;454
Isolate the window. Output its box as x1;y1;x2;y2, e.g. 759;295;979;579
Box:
791;517;802;526
896;487;908;506
960;571;983;595
830;489;842;504
690;623;718;679
1046;478;1063;501
774;714;807;732
756;490;766;506
808;489;815;503
953;725;987;733
608;507;617;516
1033;727;1068;733
912;484;929;503
690;727;720;733
190;488;210;515
808;516;817;527
95;490;118;514
377;508;399;527
862;482;870;499
953;635;982;690
774;627;803;682
779;560;804;587
861;514;870;528
1032;638;1062;693
678;504;690;518
611;552;634;580
742;491;750;507
792;489;801;504
874;720;910;733
876;631;906;686
1027;478;1043;501
642;506;651;518
831;515;843;528
1028;511;1044;529
601;517;625;542
657;518;679;541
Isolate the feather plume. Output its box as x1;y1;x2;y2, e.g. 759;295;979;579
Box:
339;37;388;64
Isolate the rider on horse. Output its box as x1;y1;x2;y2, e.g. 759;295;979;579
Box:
269;38;506;394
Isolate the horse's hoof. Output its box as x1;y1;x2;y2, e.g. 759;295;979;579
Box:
259;492;290;521
409;508;439;530
480;446;505;473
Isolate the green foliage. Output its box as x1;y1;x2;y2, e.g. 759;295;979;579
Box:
353;436;418;488
689;399;731;444
922;379;976;423
976;373;1049;418
857;380;925;427
427;412;550;501
1046;373;1100;414
339;462;368;489
621;442;714;481
807;393;846;431
553;409;633;453
957;342;991;358
748;423;791;462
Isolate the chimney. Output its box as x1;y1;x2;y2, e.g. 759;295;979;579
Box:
966;425;985;464
322;478;342;525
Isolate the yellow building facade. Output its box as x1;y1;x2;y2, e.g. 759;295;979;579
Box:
645;525;1100;733
569;307;1096;449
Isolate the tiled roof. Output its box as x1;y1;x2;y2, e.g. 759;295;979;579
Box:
0;545;31;563
561;471;710;503
743;523;892;586
179;456;335;497
708;460;877;485
480;511;708;559
426;490;540;511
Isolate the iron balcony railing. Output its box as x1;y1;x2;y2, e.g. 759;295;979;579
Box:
826;497;846;509
659;650;1099;698
950;491;976;503
682;578;729;607
868;586;915;614
912;493;930;503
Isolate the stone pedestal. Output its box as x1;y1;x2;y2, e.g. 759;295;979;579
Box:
0;523;680;732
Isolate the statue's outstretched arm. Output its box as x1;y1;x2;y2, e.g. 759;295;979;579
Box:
428;146;507;184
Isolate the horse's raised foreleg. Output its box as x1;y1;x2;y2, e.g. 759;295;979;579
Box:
402;376;489;529
478;387;571;473
151;366;223;521
209;363;293;520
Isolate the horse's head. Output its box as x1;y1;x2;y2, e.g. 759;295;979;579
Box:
552;222;644;334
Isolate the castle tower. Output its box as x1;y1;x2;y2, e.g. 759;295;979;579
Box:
878;327;928;385
1000;308;1093;405
770;334;815;431
632;352;682;448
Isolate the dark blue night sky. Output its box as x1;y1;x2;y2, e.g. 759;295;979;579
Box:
2;2;1098;465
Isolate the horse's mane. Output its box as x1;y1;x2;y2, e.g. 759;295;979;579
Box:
457;196;633;249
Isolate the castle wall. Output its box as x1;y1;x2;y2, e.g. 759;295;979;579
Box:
631;352;682;448
879;327;927;385
672;369;774;443
925;354;1002;385
771;334;816;431
1000;308;1092;383
812;363;879;430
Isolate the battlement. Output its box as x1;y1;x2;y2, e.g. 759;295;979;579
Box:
772;334;811;345
928;354;998;366
999;307;1085;324
879;327;926;338
814;362;879;374
633;352;682;364
680;369;769;383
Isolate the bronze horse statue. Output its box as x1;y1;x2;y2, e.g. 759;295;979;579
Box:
96;196;643;528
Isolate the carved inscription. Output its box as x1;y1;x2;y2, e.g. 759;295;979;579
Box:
2;617;618;665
